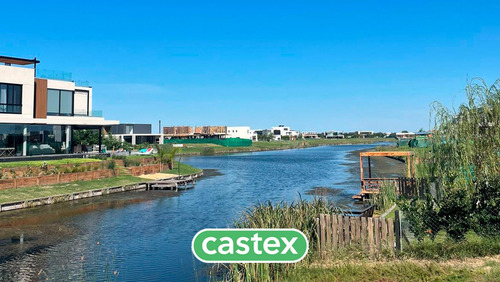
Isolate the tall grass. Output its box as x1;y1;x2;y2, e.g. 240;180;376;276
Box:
373;182;396;212
217;197;342;281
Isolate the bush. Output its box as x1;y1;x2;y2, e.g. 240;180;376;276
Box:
402;79;500;240
107;160;116;170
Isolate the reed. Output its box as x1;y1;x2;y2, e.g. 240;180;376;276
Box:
216;196;342;281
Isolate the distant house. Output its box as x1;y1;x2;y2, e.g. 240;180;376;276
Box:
111;123;163;145
225;126;257;141
302;132;320;139
325;131;345;139
357;130;374;138
396;132;416;139
271;125;299;141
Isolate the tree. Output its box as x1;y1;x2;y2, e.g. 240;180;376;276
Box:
73;129;99;146
154;144;180;170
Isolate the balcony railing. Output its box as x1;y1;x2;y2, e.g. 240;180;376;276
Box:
37;69;72;81
73;110;103;117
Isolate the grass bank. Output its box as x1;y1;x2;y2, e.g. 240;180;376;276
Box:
286;256;500;281
179;138;385;156
0;161;201;204
0;158;100;169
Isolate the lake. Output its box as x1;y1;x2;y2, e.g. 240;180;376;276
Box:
0;144;378;281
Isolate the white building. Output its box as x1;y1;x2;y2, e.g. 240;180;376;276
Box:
111;123;163;145
0;55;118;157
325;131;345;139
396;132;416;139
271;125;299;141
225;126;258;141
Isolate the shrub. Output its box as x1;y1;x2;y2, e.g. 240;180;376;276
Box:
402;79;500;240
107;160;116;170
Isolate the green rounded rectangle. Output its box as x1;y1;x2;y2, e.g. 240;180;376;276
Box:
192;228;309;263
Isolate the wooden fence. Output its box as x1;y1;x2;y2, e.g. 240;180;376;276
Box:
317;213;401;256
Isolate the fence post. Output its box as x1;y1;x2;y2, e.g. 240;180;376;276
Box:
315;217;320;254
395;210;402;252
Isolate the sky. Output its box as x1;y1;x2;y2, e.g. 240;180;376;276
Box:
1;0;499;133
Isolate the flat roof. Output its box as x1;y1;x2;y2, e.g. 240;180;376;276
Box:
0;55;39;66
360;151;413;157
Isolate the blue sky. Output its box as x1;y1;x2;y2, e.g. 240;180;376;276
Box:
1;1;499;132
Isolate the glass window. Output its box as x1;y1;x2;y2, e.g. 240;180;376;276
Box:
0;83;22;114
60;90;73;116
47;89;74;116
47;89;60;115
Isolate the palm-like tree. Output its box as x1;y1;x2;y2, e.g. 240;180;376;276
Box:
154;144;180;170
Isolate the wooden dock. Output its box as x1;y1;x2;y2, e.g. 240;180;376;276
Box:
146;175;196;192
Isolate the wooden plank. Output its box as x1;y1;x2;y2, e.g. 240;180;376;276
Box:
361;217;367;250
395;210;402;251
332;214;338;250
388;218;395;252
374;218;380;253
325;214;332;251
354;217;361;245
350;217;356;245
343;216;350;246
360;151;412;157
320;214;326;252
381;218;388;249
316;217;320;254
368;218;374;256
338;215;344;247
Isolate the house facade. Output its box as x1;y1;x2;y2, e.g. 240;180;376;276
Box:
0;55;118;157
271;125;299;141
111;123;163;145
225;126;257;141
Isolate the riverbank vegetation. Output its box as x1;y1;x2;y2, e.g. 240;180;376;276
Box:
0;160;201;204
218;197;500;281
179;138;384;156
401;79;500;240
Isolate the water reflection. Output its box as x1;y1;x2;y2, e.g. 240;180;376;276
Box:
0;144;394;281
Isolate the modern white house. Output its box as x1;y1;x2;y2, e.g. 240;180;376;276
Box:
0;55;118;157
325;131;345;139
111;123;163;145
271;125;299;141
225;126;258;141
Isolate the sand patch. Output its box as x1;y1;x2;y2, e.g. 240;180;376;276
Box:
138;173;177;180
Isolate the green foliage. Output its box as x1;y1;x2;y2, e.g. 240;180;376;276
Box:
403;231;500;260
73;129;99;146
123;158;141;167
373;182;396;212
154;144;180;169
222;197;342;281
402;78;500;240
107;160;116;170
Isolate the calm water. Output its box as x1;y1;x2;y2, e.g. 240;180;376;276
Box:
0;144;378;281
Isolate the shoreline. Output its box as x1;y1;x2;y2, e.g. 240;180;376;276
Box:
0;171;203;213
178;138;389;156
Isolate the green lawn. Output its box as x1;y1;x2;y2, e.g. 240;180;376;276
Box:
0;161;201;204
163;161;202;175
0;158;101;169
0;175;144;204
